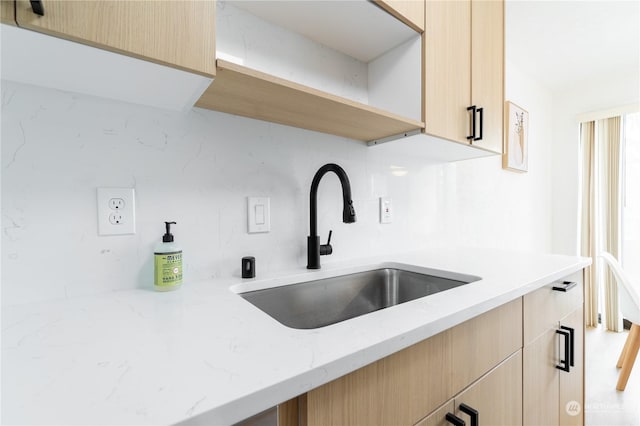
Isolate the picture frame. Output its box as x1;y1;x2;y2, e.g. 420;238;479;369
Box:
503;101;529;172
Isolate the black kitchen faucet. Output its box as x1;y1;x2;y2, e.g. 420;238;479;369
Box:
307;163;356;269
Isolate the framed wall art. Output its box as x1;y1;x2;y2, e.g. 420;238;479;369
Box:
503;101;529;172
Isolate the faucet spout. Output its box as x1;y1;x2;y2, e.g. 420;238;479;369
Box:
307;163;356;269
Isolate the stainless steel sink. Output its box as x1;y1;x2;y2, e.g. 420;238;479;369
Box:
239;267;480;329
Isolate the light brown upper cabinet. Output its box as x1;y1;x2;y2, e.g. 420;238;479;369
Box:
375;0;425;32
1;0;16;25
424;0;504;153
13;0;216;77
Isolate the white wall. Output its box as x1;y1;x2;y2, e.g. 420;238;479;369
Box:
551;67;640;255
1;59;554;306
444;59;554;252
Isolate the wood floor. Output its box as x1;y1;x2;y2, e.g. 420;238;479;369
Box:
586;326;640;425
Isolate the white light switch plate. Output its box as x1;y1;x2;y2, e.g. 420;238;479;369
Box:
97;188;136;235
247;197;270;233
380;197;393;224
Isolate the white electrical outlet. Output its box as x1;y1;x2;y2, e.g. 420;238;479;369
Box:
97;188;136;235
109;198;125;210
108;212;125;225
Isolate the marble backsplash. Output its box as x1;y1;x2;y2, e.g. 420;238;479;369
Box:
1;59;553;305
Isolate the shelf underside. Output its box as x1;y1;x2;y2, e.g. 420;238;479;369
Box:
195;60;424;142
228;0;418;63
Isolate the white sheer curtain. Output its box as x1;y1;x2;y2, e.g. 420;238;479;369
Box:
599;116;623;332
580;117;623;331
580;121;598;327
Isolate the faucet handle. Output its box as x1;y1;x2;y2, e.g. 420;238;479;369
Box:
320;230;333;256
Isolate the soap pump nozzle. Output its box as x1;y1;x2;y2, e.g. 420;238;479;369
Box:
163;221;176;242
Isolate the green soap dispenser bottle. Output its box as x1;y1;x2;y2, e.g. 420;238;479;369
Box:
154;221;183;291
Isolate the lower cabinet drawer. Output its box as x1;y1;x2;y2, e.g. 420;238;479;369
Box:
524;271;583;345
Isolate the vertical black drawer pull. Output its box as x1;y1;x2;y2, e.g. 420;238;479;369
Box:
467;105;477;140
459;403;479;426
446;412;466;426
552;281;577;292
561;325;575;367
556;328;571;372
30;0;45;16
474;107;484;141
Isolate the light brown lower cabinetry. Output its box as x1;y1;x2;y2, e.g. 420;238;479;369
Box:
559;308;584;425
304;329;451;426
280;298;522;426
523;327;560;425
450;296;522;394
523;273;584;426
415;351;523;426
277;272;585;426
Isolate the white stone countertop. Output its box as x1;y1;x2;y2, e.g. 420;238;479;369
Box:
1;247;591;426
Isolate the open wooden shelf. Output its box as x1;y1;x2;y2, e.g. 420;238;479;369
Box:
195;60;425;142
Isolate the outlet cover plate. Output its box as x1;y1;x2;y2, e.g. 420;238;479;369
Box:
380;197;393;224
97;188;136;235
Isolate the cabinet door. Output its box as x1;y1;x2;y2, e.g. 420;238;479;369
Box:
454;351;523;426
1;0;15;25
14;0;215;77
470;0;503;153
450;297;522;394
424;0;471;144
304;330;451;426
419;352;522;426
523;305;584;426
523;327;560;426
559;307;584;426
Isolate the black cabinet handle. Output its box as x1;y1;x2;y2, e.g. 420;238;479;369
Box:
474;107;483;141
552;281;577;292
446;412;466;426
467;105;477;140
30;0;45;16
459;403;479;426
556;328;571;372
561;325;575;367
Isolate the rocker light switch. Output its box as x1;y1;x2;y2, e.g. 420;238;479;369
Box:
248;197;270;233
255;205;265;225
